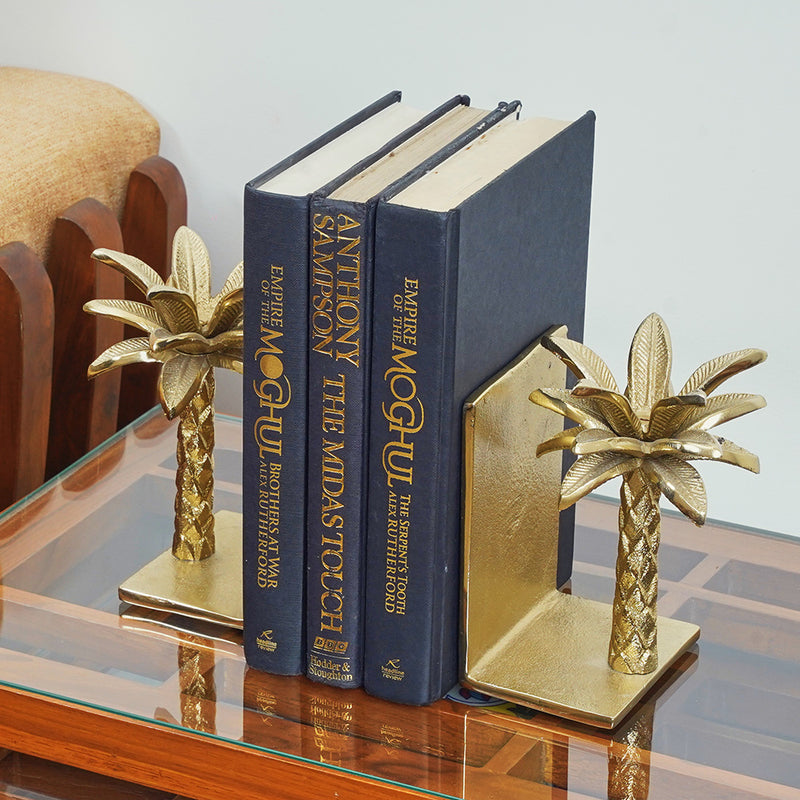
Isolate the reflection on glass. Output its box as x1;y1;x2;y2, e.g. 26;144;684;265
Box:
306;690;354;767
608;704;653;800
155;633;217;735
0;410;799;799
178;636;217;734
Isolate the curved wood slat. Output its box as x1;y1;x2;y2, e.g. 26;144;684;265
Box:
0;243;54;510
119;156;188;428
45;198;124;479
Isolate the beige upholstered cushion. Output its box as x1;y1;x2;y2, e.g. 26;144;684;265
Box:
0;67;160;260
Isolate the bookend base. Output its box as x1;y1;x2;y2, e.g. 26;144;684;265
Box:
119;510;243;629
461;327;699;729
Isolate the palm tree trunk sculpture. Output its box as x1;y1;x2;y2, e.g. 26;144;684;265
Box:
84;227;243;563
530;313;765;674
173;371;216;560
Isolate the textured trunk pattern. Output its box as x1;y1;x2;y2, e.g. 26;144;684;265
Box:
172;371;215;560
608;468;661;674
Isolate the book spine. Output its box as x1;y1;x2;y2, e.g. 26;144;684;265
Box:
306;197;371;687
242;184;307;675
364;206;458;705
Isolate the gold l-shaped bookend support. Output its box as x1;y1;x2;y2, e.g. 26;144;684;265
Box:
119;510;243;630
461;326;699;729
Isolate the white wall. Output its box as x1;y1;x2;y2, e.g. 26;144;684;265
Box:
1;0;796;535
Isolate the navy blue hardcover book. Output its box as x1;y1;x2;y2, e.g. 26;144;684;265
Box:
304;99;523;688
364;110;596;704
243;90;436;675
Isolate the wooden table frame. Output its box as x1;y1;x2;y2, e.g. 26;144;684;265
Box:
0;412;798;800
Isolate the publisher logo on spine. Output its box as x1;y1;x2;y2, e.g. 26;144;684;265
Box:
313;637;349;655
256;629;277;653
381;658;405;682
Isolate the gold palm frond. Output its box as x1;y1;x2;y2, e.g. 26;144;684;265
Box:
530;313;766;524
84;226;243;420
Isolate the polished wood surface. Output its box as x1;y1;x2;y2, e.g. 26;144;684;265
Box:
0;411;797;800
118;156;188;429
0;243;53;510
0;748;184;800
44;197;124;479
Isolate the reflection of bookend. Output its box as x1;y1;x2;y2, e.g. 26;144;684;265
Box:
120;604;242;653
461;327;699;729
119;509;243;628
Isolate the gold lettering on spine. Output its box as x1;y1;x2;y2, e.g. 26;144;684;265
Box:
310;212;362;364
321;373;346;434
252;266;289;592
257;461;281;589
381;278;422;615
310;213;336;356
383;491;408;615
381;279;423;488
310;211;362;671
318;433;345;634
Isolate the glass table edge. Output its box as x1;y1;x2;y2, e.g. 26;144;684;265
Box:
0;409;461;799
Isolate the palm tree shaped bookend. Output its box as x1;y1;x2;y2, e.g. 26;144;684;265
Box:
85;227;244;627
461;319;765;728
531;313;766;675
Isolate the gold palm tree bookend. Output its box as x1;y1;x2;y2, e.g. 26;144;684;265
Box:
84;226;244;627
530;313;766;674
461;322;763;728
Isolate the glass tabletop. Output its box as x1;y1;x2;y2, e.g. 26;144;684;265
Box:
0;409;798;799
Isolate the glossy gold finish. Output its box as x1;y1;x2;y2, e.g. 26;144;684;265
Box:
608;702;654;800
530;313;766;674
85;227;243;421
462;327;700;728
85;227;243;565
177;635;218;734
609;470;661;674
173;371;216;560
118;509;243;628
2;409;800;797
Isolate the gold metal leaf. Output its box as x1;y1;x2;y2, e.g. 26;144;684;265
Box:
572;429;724;460
653;430;723;460
208;353;244;374
214;261;244;303
646;392;707;439
573;430;651;458
206;287;244;337
148;286;201;333
679;348;768;396
713;439;760;474
152;329;242;357
626;313;672;416
560;452;641;510
536;426;581;456
171;226;211;303
570;386;643;438
83;299;163;333
682;436;760;474
91;249;165;295
542;335;620;393
150;330;212;356
158;354;210;420
529;388;612;430
573;428;616;446
208;329;243;351
643;457;707;525
88;337;157;378
681;392;767;432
